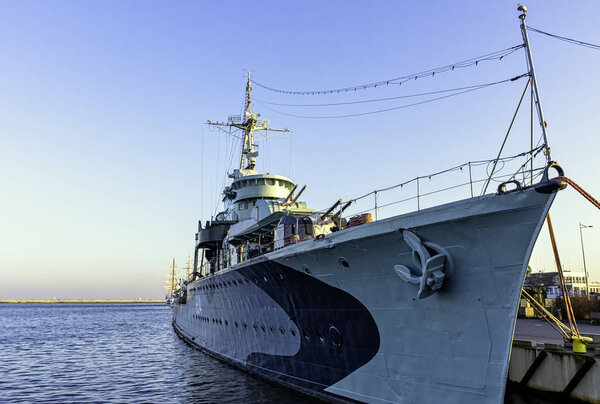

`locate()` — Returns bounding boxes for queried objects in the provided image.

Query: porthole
[261,325,266,332]
[225,320,228,326]
[234,321,239,327]
[303,330,310,341]
[243,322,248,329]
[263,276,268,283]
[278,273,284,280]
[238,279,244,284]
[338,257,350,268]
[290,329,296,337]
[233,280,237,286]
[302,265,311,274]
[279,327,285,335]
[227,281,232,286]
[253,277,259,284]
[253,323,258,331]
[270,326,275,334]
[317,332,325,343]
[329,325,342,347]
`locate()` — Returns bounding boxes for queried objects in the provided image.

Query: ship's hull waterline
[173,187,555,404]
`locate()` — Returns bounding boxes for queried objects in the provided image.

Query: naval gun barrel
[328,200,354,224]
[319,199,342,223]
[283,184,298,203]
[287,185,307,206]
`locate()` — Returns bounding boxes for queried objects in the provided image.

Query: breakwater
[0,299,163,304]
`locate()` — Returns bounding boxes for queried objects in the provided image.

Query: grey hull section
[174,188,555,403]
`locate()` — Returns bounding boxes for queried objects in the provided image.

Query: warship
[173,7,566,403]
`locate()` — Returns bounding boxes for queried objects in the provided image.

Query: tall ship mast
[164,258,179,305]
[172,7,567,403]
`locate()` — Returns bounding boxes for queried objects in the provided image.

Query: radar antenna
[206,72,290,171]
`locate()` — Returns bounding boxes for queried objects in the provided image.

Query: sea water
[0,303,552,403]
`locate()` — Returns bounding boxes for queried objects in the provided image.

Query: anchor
[394,230,449,299]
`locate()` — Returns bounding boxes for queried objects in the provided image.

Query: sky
[1,1,599,299]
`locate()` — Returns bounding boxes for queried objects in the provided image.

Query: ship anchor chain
[394,230,452,299]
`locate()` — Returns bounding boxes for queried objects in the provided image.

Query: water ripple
[0,303,556,403]
[0,304,315,404]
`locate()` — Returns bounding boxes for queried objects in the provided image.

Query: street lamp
[579,222,593,298]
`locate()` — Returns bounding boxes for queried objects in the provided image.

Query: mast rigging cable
[251,45,524,95]
[255,80,524,107]
[255,74,528,119]
[528,26,600,51]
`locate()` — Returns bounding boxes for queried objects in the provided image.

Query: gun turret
[286,185,307,206]
[318,199,342,224]
[327,200,354,225]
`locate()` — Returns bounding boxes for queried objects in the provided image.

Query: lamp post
[579,222,593,298]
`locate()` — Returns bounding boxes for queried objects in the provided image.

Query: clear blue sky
[1,1,599,299]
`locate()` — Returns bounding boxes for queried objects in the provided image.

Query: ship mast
[240,73,259,170]
[165,258,179,295]
[206,72,290,173]
[518,4,552,164]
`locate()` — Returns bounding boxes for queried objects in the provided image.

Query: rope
[521,289,571,340]
[536,175,600,343]
[554,176,600,210]
[546,213,580,337]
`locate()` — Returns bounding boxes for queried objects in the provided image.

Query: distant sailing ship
[172,7,567,403]
[164,259,179,306]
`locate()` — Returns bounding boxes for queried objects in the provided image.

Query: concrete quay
[510,319,600,403]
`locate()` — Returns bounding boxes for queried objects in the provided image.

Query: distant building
[563,271,588,296]
[524,270,591,298]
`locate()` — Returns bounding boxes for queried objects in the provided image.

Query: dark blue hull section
[175,257,380,402]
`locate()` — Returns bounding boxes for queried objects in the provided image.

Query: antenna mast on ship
[518,4,552,164]
[206,72,290,173]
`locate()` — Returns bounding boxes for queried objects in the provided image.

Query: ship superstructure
[193,75,349,276]
[173,8,566,403]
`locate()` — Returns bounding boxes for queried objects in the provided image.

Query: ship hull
[173,187,555,403]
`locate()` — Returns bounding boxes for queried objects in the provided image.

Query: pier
[510,319,600,403]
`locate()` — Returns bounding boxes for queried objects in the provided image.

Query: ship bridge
[225,173,295,203]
